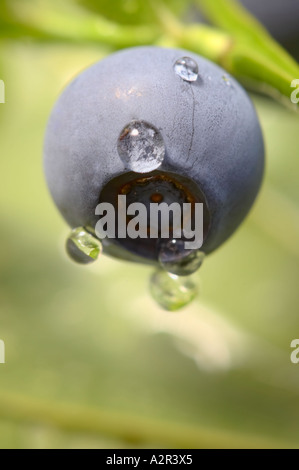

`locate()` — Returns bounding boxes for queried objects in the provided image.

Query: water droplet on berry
[174,57,198,82]
[149,269,198,311]
[66,227,102,264]
[159,239,205,276]
[222,75,231,86]
[117,120,165,173]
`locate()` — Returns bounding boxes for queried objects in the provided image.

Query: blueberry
[44,46,264,266]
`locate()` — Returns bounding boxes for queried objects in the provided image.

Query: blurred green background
[0,0,299,449]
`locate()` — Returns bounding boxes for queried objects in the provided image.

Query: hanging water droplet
[174,57,198,82]
[117,120,165,173]
[159,239,205,276]
[149,269,198,311]
[66,227,102,264]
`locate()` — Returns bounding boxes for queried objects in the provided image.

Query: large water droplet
[149,269,198,311]
[174,57,198,82]
[66,227,102,264]
[159,239,205,276]
[117,120,165,173]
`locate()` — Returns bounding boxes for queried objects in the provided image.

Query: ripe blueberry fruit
[44,46,264,309]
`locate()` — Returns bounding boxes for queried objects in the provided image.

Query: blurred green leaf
[0,0,56,42]
[0,0,160,47]
[77,0,191,26]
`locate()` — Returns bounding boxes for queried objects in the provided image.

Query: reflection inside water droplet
[159,239,205,276]
[174,57,199,82]
[66,227,102,264]
[150,268,199,311]
[117,120,165,173]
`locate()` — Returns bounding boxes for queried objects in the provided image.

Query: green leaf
[0,1,57,42]
[76,0,191,26]
[193,0,299,108]
[0,0,160,48]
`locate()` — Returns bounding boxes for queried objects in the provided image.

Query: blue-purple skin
[44,46,264,261]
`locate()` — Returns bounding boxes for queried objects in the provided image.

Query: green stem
[0,390,293,449]
[226,43,297,99]
[195,0,299,75]
[149,0,232,63]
